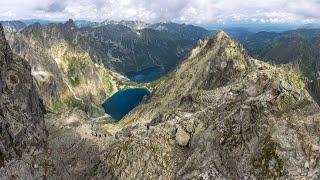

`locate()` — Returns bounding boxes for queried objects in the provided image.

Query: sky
[1,0,320,26]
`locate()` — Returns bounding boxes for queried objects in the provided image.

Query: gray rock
[175,127,190,146]
[0,24,59,179]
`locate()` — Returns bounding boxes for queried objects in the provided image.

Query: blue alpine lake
[125,66,164,83]
[102,88,150,121]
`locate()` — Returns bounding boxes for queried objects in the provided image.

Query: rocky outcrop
[239,29,320,105]
[175,127,190,146]
[0,24,59,179]
[308,72,320,105]
[101,31,320,179]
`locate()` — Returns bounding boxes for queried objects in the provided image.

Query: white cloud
[0,0,320,25]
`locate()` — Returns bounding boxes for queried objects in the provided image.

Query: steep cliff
[308,72,320,105]
[101,32,320,179]
[0,24,58,179]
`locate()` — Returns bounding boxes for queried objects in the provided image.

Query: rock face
[308,72,320,105]
[0,24,57,179]
[44,110,113,179]
[102,31,320,179]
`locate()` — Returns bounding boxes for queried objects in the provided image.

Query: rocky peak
[0,21,26,34]
[152,31,254,100]
[103,31,320,179]
[64,19,76,29]
[0,25,12,61]
[215,30,228,39]
[204,30,253,73]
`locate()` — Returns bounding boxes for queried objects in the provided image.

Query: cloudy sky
[1,0,320,25]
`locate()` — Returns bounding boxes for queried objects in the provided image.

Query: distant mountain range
[0,19,65,33]
[0,21,26,33]
[238,29,320,104]
[239,29,320,78]
[8,19,213,76]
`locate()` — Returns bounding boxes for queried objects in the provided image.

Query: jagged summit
[215,30,229,39]
[0,24,12,57]
[150,31,254,100]
[64,19,76,28]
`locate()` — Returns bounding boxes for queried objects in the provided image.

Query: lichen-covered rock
[0,24,59,179]
[102,31,320,179]
[175,127,190,146]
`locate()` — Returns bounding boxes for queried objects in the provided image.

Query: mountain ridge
[100,31,320,179]
[6,19,213,115]
[1,18,320,179]
[10,19,213,75]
